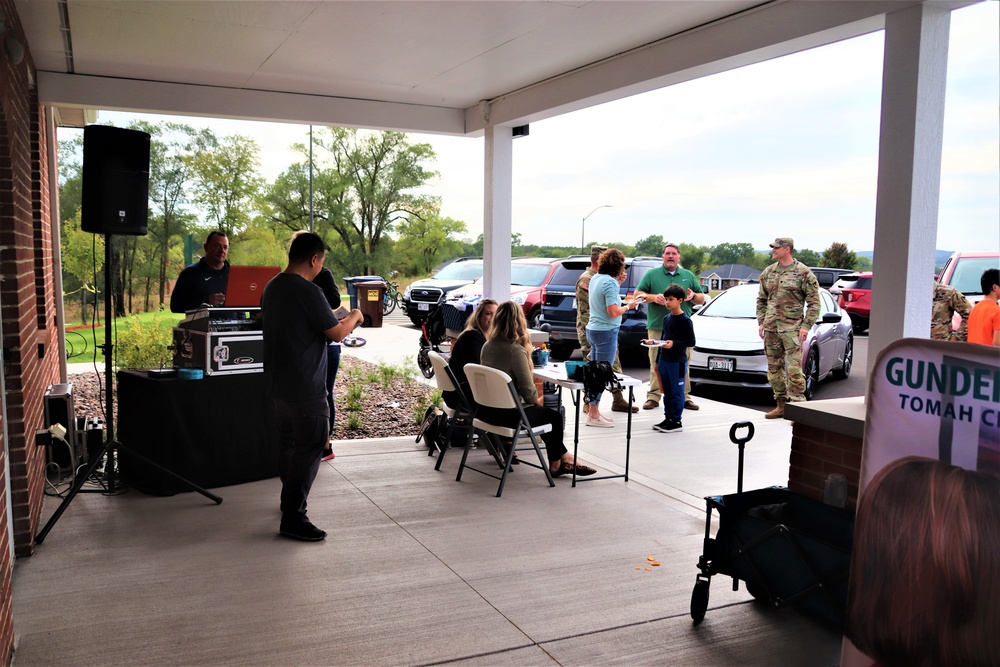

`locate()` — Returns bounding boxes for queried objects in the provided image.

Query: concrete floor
[19,316,844,665]
[13,400,843,666]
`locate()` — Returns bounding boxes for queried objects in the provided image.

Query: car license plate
[708,356,735,372]
[418,303,429,311]
[571,298,576,309]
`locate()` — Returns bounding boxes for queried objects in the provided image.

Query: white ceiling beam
[36,72,467,135]
[465,1,949,131]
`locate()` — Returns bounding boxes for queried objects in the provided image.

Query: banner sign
[862,337,999,490]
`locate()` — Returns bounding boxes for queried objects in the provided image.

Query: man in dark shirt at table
[261,232,362,542]
[169,231,230,312]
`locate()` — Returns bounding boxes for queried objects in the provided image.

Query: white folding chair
[458,363,555,497]
[426,351,498,471]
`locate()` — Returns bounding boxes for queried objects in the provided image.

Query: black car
[537,256,661,360]
[402,258,483,325]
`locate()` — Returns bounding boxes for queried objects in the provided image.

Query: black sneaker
[652,419,672,432]
[279,521,327,542]
[663,420,683,433]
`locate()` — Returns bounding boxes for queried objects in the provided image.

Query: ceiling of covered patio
[12,0,946,134]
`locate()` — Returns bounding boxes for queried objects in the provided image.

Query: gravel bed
[68,355,436,440]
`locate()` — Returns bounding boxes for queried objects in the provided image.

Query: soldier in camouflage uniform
[755,238,820,419]
[576,245,637,413]
[930,282,970,342]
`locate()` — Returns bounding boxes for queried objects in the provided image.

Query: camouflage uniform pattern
[930,282,970,341]
[756,260,820,402]
[575,267,623,373]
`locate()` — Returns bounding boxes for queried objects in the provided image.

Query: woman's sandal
[552,461,597,477]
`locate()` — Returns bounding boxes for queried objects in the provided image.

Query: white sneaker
[585,416,613,428]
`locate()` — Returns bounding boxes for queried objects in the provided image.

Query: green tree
[467,232,523,258]
[313,128,437,275]
[795,248,822,267]
[61,210,105,324]
[228,225,288,267]
[709,242,756,267]
[821,242,858,269]
[394,203,468,275]
[748,251,773,271]
[136,121,199,305]
[58,135,84,224]
[263,137,353,237]
[462,235,485,257]
[677,243,708,276]
[634,234,665,257]
[856,255,873,271]
[188,130,265,236]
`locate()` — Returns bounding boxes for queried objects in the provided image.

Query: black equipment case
[172,307,264,376]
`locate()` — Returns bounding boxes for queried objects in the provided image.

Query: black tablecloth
[117,370,279,496]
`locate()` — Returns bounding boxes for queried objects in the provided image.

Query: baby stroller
[417,304,447,379]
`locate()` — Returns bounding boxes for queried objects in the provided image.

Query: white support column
[483,125,513,303]
[47,107,69,383]
[867,3,950,379]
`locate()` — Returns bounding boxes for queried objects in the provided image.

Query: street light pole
[581,205,612,253]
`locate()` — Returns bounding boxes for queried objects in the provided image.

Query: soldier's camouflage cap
[769,237,794,249]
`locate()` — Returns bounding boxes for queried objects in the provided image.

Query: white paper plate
[641,341,663,348]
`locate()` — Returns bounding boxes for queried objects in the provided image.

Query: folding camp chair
[457,363,555,497]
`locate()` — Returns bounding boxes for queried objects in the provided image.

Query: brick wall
[1,0,62,663]
[788,422,863,510]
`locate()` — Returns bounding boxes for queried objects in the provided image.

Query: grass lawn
[64,311,185,366]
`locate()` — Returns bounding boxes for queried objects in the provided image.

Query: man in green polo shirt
[635,243,705,410]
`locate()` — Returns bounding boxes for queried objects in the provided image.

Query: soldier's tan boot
[765,398,786,419]
[611,390,638,413]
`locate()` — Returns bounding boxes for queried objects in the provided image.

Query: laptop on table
[223,266,281,308]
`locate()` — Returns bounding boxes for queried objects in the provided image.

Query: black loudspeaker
[81,125,151,236]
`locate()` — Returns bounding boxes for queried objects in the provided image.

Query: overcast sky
[98,2,999,254]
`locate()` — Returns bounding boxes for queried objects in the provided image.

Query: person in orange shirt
[967,268,1000,346]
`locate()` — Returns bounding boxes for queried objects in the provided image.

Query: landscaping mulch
[68,355,436,440]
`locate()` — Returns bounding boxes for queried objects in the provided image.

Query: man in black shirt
[169,231,230,312]
[261,232,362,542]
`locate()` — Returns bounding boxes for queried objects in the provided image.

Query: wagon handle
[729,421,755,495]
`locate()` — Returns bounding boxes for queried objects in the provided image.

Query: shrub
[115,311,176,369]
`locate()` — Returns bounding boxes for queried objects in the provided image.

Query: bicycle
[382,280,404,316]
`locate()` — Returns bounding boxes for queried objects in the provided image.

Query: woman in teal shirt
[585,249,639,427]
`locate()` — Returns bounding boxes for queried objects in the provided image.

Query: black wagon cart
[690,422,855,629]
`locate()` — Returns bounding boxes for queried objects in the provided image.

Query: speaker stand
[36,233,222,545]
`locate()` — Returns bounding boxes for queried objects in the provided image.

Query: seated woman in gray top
[478,301,595,478]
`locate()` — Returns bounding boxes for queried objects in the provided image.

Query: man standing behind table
[930,281,971,341]
[261,232,363,542]
[169,230,230,312]
[755,237,820,419]
[576,245,638,413]
[635,243,705,411]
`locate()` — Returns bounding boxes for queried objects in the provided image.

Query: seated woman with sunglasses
[479,301,596,478]
[443,298,498,411]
